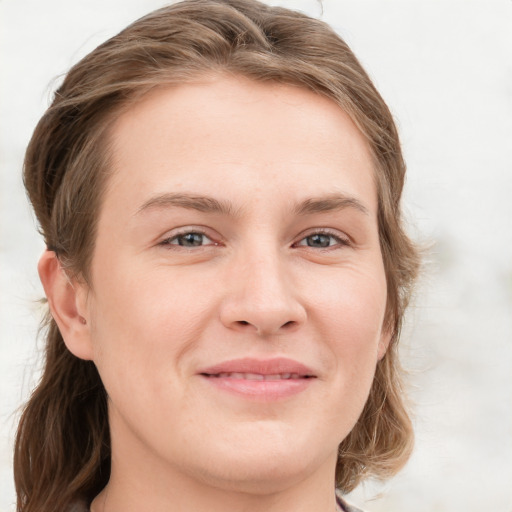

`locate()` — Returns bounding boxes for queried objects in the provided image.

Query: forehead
[105,75,377,215]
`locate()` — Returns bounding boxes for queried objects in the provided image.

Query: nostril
[282,321,296,329]
[237,321,250,326]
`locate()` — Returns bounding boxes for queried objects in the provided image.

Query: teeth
[213,372,302,380]
[245,373,264,380]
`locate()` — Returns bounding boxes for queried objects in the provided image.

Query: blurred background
[1,0,511,510]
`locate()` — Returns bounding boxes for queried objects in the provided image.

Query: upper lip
[198,357,316,377]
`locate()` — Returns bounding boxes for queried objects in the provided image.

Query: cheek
[87,264,213,390]
[310,263,387,337]
[307,264,387,382]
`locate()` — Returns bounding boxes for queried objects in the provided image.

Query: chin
[195,458,314,495]
[186,435,332,495]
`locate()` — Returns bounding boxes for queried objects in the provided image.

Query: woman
[14,0,420,511]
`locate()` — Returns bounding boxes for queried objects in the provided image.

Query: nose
[219,251,307,337]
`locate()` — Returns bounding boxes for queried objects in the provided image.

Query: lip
[199,357,315,377]
[198,357,316,401]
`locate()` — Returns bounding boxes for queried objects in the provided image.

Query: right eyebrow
[134,192,242,218]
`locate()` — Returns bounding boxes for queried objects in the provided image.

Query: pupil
[307,234,330,247]
[179,233,203,246]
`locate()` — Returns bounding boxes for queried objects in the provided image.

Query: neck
[92,479,340,512]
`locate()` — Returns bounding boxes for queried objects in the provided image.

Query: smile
[198,358,316,401]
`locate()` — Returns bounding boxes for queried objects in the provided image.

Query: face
[78,75,389,493]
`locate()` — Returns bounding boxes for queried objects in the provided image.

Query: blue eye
[163,231,214,247]
[296,232,348,248]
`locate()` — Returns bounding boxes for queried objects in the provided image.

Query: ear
[38,250,94,360]
[377,327,392,361]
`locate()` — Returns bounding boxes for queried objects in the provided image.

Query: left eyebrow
[293,194,370,217]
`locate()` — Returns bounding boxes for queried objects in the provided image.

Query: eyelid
[293,228,352,248]
[158,226,220,248]
[155,226,351,250]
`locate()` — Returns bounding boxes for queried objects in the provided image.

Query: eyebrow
[135,192,369,218]
[293,194,370,217]
[135,193,242,218]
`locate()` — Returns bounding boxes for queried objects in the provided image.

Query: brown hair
[16,0,420,510]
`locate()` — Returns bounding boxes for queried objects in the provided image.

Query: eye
[161,231,215,248]
[295,231,349,249]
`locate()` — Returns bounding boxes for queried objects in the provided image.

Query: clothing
[336,491,365,512]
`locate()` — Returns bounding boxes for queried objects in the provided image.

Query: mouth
[198,358,316,400]
[202,372,314,380]
[198,357,316,378]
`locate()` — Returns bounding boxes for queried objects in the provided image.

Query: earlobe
[38,250,94,361]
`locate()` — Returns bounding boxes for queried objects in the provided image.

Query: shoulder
[336,490,367,512]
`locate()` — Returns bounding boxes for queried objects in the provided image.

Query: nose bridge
[220,240,306,335]
[247,249,292,306]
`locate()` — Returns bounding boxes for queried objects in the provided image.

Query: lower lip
[200,375,314,401]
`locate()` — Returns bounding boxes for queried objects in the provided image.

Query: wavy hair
[15,1,420,510]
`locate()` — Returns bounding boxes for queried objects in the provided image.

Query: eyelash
[158,229,351,250]
[294,230,351,250]
[159,229,216,248]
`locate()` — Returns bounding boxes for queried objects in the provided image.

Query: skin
[39,75,390,512]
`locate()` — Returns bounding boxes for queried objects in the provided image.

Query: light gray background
[1,1,511,510]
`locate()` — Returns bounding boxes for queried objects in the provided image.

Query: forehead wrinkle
[293,194,370,217]
[134,192,244,218]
